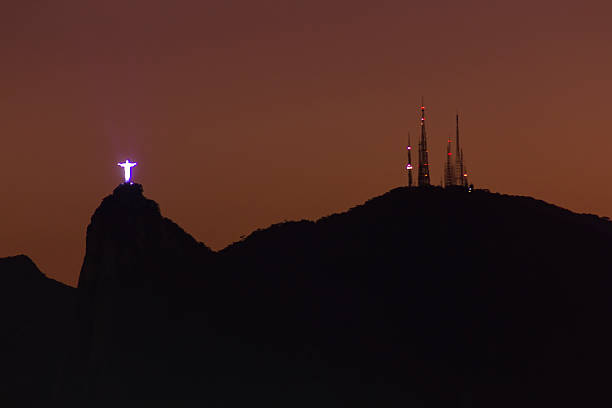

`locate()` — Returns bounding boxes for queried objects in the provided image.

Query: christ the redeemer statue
[118,160,137,183]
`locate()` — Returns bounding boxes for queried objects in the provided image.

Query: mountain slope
[0,255,76,406]
[215,186,612,407]
[4,185,612,407]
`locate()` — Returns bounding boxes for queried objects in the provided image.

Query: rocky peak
[0,254,45,284]
[77,183,212,291]
[72,183,215,402]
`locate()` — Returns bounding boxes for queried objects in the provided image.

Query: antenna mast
[418,99,431,186]
[444,137,455,187]
[455,114,468,187]
[406,132,413,187]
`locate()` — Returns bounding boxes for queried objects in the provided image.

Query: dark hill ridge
[214,187,612,407]
[2,185,612,407]
[227,186,612,253]
[0,255,75,405]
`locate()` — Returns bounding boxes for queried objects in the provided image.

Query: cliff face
[78,182,212,291]
[74,183,215,404]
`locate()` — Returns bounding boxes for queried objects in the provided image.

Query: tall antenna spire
[462,150,469,187]
[444,137,455,187]
[455,114,468,187]
[418,98,431,186]
[406,131,413,187]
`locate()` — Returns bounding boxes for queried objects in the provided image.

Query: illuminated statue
[118,160,137,183]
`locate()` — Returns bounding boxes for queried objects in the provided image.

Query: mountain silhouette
[2,184,612,407]
[0,255,75,405]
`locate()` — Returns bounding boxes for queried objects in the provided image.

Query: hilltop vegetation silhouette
[2,183,612,407]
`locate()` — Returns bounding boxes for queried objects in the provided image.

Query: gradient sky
[2,0,611,286]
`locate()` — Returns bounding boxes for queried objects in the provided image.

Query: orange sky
[2,1,611,286]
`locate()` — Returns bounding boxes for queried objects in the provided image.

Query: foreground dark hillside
[0,255,76,404]
[215,186,612,407]
[2,185,612,407]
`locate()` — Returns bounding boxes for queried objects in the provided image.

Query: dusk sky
[2,0,611,286]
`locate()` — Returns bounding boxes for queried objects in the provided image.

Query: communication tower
[418,101,431,186]
[444,137,455,187]
[406,132,413,187]
[455,114,469,187]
